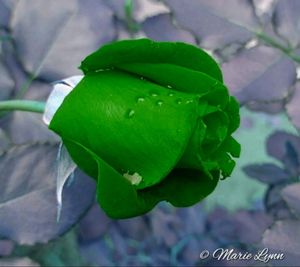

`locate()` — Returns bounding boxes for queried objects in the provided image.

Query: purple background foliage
[0,0,300,266]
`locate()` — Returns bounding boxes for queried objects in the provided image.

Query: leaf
[222,45,296,104]
[208,208,272,245]
[134,0,170,22]
[116,215,150,242]
[0,0,17,28]
[281,183,300,218]
[247,101,285,114]
[273,0,300,47]
[0,240,14,257]
[265,184,294,220]
[78,203,111,243]
[106,0,169,23]
[286,82,300,132]
[11,0,115,81]
[0,61,14,101]
[263,220,300,257]
[0,143,95,245]
[0,82,59,144]
[0,129,10,153]
[266,131,300,176]
[243,163,290,184]
[163,0,260,49]
[142,14,196,43]
[233,210,273,244]
[151,208,180,246]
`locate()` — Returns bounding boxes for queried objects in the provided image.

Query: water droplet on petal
[127,109,135,118]
[156,100,163,106]
[137,97,145,103]
[176,99,182,104]
[151,93,158,97]
[95,69,104,72]
[186,99,194,104]
[140,77,145,80]
[167,85,172,89]
[168,93,174,97]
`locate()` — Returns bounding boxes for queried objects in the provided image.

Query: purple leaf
[0,81,59,144]
[176,204,206,236]
[263,220,300,257]
[233,210,273,244]
[0,240,14,257]
[207,208,239,244]
[286,82,300,132]
[115,216,151,242]
[266,131,300,176]
[243,163,290,184]
[163,0,259,49]
[106,0,169,23]
[78,203,112,243]
[252,0,276,24]
[134,0,169,22]
[246,100,285,114]
[273,0,300,47]
[0,129,10,152]
[265,185,294,220]
[142,14,196,43]
[281,183,300,218]
[222,45,296,104]
[0,143,96,245]
[150,207,181,247]
[0,0,17,28]
[0,61,14,100]
[208,208,273,245]
[11,0,115,81]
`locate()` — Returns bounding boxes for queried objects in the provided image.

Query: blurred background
[0,0,300,266]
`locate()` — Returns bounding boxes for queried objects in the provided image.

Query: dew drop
[127,109,135,118]
[186,99,194,104]
[176,99,182,104]
[168,93,174,97]
[137,97,145,103]
[140,76,145,80]
[150,93,158,97]
[167,85,172,89]
[95,69,105,72]
[156,100,163,106]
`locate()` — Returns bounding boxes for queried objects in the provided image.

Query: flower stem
[0,100,46,114]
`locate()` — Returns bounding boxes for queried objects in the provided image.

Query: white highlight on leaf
[123,172,142,185]
[43,75,83,125]
[56,142,77,222]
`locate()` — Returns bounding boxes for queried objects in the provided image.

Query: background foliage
[0,0,300,266]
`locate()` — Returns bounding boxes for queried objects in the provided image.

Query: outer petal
[60,138,218,219]
[79,39,223,82]
[49,70,200,190]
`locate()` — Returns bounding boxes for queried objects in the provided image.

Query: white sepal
[43,75,83,126]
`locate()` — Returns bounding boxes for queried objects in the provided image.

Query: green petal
[118,63,219,95]
[80,39,223,82]
[151,168,220,207]
[225,96,240,134]
[50,70,200,190]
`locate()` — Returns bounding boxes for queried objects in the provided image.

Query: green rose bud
[48,39,240,219]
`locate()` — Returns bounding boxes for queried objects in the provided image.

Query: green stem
[256,32,300,63]
[0,100,46,114]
